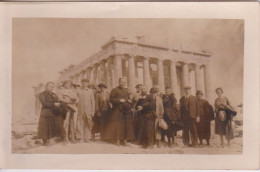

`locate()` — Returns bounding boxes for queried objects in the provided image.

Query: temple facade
[33,37,212,116]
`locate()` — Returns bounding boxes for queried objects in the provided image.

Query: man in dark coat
[196,90,214,146]
[132,84,143,141]
[136,87,158,149]
[162,87,182,147]
[94,83,111,141]
[135,86,148,145]
[180,86,199,146]
[105,77,129,145]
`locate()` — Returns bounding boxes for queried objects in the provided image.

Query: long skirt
[197,120,211,141]
[103,109,125,141]
[142,112,155,147]
[124,113,135,141]
[165,122,182,141]
[37,115,57,140]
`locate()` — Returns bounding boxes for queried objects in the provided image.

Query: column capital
[170,59,177,63]
[157,58,164,62]
[93,63,99,68]
[80,69,86,74]
[74,73,80,77]
[100,60,106,65]
[143,56,150,60]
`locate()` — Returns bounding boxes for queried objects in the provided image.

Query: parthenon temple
[33,36,212,115]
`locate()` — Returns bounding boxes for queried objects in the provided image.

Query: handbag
[158,118,168,130]
[218,110,226,122]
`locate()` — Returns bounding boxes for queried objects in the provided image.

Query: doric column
[75,73,81,85]
[72,74,79,84]
[204,65,211,100]
[91,64,98,84]
[157,58,165,92]
[86,67,92,81]
[170,60,179,99]
[105,61,111,89]
[79,70,86,84]
[143,57,151,90]
[128,55,136,91]
[107,57,115,88]
[182,63,190,88]
[114,55,123,86]
[194,64,203,91]
[99,61,106,84]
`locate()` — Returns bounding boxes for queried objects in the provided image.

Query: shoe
[156,140,161,148]
[71,139,77,144]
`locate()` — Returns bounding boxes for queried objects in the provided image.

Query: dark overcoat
[162,94,183,138]
[104,86,128,140]
[197,98,214,140]
[38,91,60,140]
[180,95,198,124]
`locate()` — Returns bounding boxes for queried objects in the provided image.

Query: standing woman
[214,87,236,148]
[37,82,61,145]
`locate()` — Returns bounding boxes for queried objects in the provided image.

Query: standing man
[180,86,199,147]
[57,80,78,144]
[196,90,214,146]
[76,79,95,143]
[135,86,148,145]
[132,84,143,141]
[95,83,111,141]
[162,87,180,147]
[105,77,128,146]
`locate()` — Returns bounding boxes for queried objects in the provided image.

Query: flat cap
[196,90,204,95]
[63,80,73,86]
[150,87,158,93]
[98,83,107,89]
[135,84,143,88]
[81,78,89,83]
[183,86,191,89]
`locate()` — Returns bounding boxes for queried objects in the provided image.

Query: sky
[12,18,244,120]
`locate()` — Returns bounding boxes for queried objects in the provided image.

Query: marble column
[170,60,179,99]
[79,70,86,84]
[76,73,81,85]
[72,74,79,84]
[105,61,111,89]
[107,57,115,88]
[99,61,106,84]
[114,55,123,86]
[92,64,98,84]
[204,65,211,100]
[86,67,92,81]
[182,63,190,88]
[128,55,136,91]
[194,64,203,91]
[143,57,151,90]
[157,58,165,92]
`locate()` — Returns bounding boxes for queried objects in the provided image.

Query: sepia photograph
[12,18,244,154]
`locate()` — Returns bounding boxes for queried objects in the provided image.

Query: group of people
[37,77,237,149]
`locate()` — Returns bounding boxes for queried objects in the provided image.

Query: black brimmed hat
[81,78,89,83]
[150,87,158,93]
[98,83,107,89]
[196,90,204,95]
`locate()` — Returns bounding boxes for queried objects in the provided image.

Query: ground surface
[12,118,243,154]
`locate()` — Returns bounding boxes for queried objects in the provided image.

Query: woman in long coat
[162,87,182,147]
[37,82,62,145]
[138,87,164,148]
[196,90,214,146]
[214,87,236,147]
